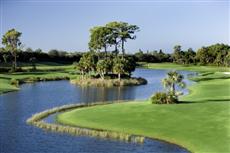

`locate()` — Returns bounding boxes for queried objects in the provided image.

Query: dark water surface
[0,69,193,153]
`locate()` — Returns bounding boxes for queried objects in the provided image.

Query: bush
[151,92,177,104]
[0,67,10,72]
[10,78,19,87]
[167,93,178,104]
[151,92,167,104]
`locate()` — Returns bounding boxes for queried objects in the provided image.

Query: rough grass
[70,77,147,87]
[57,72,230,153]
[27,102,145,143]
[0,78,19,94]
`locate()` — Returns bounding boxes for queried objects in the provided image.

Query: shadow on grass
[8,72,49,75]
[0,76,14,80]
[190,76,230,82]
[179,99,230,104]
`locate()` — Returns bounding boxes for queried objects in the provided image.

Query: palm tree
[118,23,139,56]
[162,71,186,97]
[106,21,139,56]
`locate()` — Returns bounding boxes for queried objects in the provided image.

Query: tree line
[0,25,229,72]
[135,43,230,66]
[0,48,82,65]
[172,44,230,66]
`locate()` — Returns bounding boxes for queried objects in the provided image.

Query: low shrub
[10,78,19,87]
[151,92,177,104]
[167,93,178,104]
[151,92,167,104]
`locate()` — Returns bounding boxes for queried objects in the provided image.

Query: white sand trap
[223,72,230,75]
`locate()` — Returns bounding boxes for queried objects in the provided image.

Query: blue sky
[0,0,229,53]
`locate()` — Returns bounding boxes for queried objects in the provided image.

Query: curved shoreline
[2,67,227,153]
[0,76,70,95]
[24,68,195,152]
[26,101,191,153]
[1,75,147,95]
[26,101,145,143]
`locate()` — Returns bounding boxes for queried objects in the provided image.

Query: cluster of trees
[78,52,136,80]
[196,44,230,66]
[151,71,186,104]
[172,45,196,64]
[76,21,140,80]
[89,21,139,55]
[172,44,230,66]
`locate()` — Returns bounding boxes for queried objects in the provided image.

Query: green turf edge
[56,102,196,152]
[139,62,230,72]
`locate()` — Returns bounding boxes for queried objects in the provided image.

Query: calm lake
[0,69,194,153]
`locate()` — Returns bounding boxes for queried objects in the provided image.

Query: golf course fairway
[57,71,230,153]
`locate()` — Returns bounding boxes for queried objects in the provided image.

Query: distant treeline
[134,49,172,63]
[0,48,82,64]
[0,43,229,66]
[134,43,230,66]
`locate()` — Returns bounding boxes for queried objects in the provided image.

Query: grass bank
[57,72,230,153]
[26,102,145,143]
[140,62,230,72]
[0,63,78,94]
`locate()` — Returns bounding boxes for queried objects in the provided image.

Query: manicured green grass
[0,62,75,72]
[181,76,230,102]
[57,72,230,153]
[189,72,230,82]
[140,62,230,72]
[0,63,78,94]
[0,78,19,93]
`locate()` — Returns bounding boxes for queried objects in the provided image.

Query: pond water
[0,69,194,153]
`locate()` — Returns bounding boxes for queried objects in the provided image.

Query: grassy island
[70,77,147,87]
[57,70,230,153]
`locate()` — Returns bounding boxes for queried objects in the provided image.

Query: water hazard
[0,69,193,153]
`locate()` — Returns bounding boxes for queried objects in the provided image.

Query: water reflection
[77,86,137,103]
